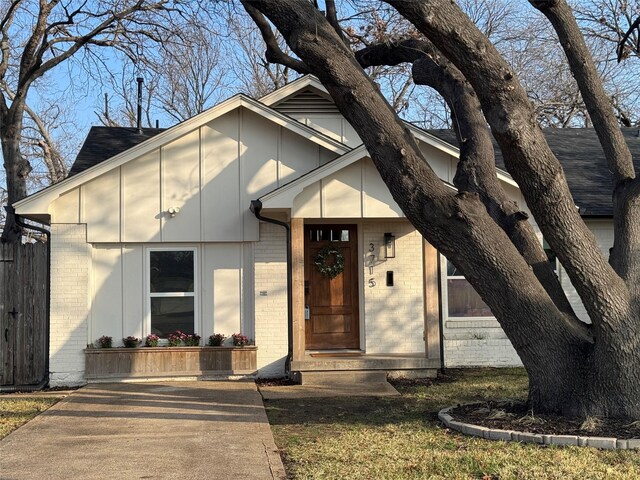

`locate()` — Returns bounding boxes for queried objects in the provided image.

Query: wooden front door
[304,224,359,350]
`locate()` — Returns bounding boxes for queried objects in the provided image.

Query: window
[149,250,195,337]
[308,227,349,242]
[446,260,493,318]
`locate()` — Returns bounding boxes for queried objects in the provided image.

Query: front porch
[288,217,443,382]
[291,353,441,384]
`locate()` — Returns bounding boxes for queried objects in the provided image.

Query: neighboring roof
[427,128,640,217]
[69,127,165,177]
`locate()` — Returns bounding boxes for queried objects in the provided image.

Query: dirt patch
[451,400,640,439]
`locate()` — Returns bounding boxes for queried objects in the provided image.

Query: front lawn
[0,396,62,439]
[264,369,640,479]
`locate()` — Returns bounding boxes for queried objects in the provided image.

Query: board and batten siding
[48,108,338,243]
[89,243,254,346]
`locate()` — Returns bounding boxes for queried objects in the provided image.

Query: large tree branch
[531,0,635,186]
[245,0,593,366]
[412,54,579,323]
[0,0,21,80]
[344,35,580,322]
[325,0,347,45]
[385,0,632,343]
[530,1,640,283]
[241,0,310,74]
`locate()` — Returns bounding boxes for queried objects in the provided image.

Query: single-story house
[14,75,636,386]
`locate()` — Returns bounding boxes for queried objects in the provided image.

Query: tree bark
[1,105,30,243]
[245,0,640,417]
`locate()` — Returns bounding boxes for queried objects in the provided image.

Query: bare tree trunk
[245,0,640,417]
[1,110,30,243]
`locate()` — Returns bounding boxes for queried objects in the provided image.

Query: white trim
[15,95,350,217]
[260,75,330,106]
[260,144,505,210]
[145,247,199,337]
[261,75,518,187]
[260,145,369,208]
[440,254,495,322]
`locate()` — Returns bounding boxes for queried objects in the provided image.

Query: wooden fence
[0,242,48,386]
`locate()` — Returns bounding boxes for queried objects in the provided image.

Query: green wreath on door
[314,245,345,279]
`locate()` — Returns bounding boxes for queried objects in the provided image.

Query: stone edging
[438,405,640,450]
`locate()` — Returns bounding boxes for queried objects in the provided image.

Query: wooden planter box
[84,346,257,381]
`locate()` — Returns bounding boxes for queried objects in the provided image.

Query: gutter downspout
[0,206,50,392]
[250,200,294,377]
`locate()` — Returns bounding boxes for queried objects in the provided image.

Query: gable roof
[69,127,165,177]
[15,94,351,216]
[427,128,640,217]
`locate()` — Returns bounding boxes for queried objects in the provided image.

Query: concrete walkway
[0,381,286,480]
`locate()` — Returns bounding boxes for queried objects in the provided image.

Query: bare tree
[153,26,229,123]
[226,10,299,98]
[0,0,189,242]
[243,0,640,418]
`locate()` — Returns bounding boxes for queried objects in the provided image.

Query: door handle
[4,328,8,342]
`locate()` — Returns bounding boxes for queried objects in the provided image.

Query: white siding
[82,167,120,243]
[292,158,405,218]
[87,242,252,350]
[122,150,161,242]
[90,246,123,344]
[49,107,336,244]
[50,188,79,223]
[162,130,201,242]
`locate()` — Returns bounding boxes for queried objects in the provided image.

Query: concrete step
[298,370,388,385]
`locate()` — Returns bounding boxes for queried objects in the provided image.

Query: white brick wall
[49,224,91,387]
[444,318,522,367]
[363,221,425,354]
[253,222,288,377]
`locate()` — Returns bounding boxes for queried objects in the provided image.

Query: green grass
[264,369,640,480]
[0,396,62,439]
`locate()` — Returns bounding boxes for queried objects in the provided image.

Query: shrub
[123,336,141,348]
[97,336,113,348]
[208,333,226,346]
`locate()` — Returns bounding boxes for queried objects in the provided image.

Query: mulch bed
[255,377,298,387]
[451,400,640,439]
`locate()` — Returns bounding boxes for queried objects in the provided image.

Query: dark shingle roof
[427,128,640,217]
[68,127,165,177]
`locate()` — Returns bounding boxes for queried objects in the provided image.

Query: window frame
[145,246,198,338]
[441,255,494,320]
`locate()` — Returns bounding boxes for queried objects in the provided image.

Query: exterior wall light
[168,206,181,217]
[384,232,396,259]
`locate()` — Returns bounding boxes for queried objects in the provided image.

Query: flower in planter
[123,336,141,348]
[97,335,113,348]
[231,333,250,347]
[183,333,201,346]
[145,334,160,347]
[167,331,184,347]
[208,333,226,346]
